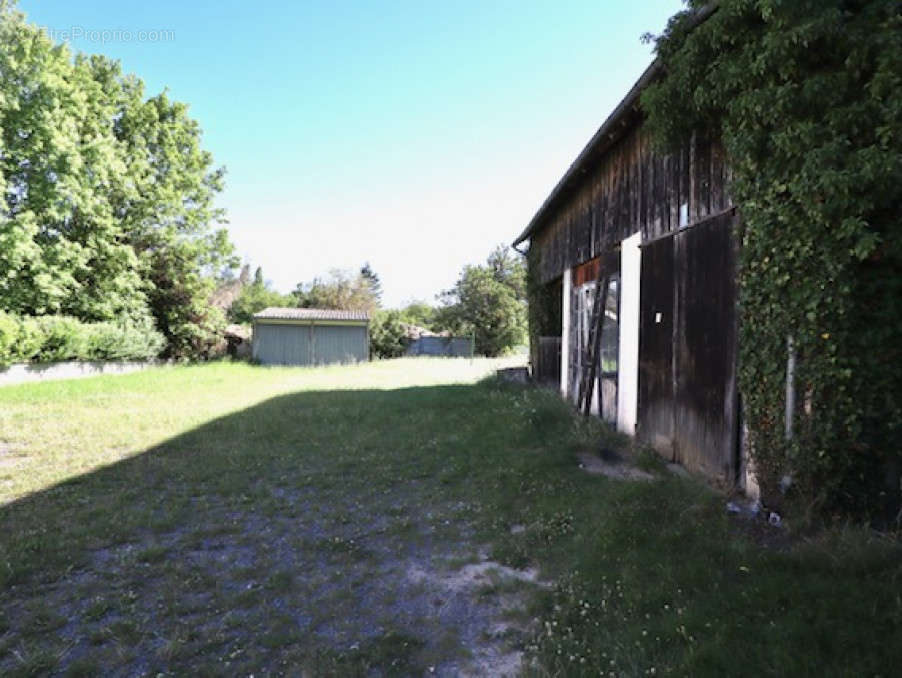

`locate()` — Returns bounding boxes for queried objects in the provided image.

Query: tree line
[1,5,234,359]
[0,4,526,362]
[227,245,527,358]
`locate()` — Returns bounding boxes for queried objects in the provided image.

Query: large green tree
[436,245,526,356]
[0,4,237,359]
[87,56,236,358]
[0,9,148,322]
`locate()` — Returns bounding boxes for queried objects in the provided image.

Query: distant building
[401,324,473,358]
[252,308,370,366]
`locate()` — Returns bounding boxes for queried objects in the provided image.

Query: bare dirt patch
[0,488,540,677]
[576,451,656,481]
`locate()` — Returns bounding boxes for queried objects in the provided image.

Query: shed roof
[253,307,370,322]
[512,4,717,248]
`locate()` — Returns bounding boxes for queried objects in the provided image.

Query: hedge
[0,313,166,367]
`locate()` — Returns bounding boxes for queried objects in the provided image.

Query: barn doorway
[569,252,620,425]
[638,211,740,483]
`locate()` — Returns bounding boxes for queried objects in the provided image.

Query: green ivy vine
[643,0,902,520]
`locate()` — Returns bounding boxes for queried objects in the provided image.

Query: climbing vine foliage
[643,0,902,519]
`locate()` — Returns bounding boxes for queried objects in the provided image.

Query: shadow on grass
[1,383,515,576]
[0,379,581,675]
[2,377,901,677]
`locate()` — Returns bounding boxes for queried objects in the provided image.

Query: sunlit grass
[0,356,521,503]
[0,357,898,676]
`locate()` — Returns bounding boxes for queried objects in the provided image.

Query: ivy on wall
[643,0,902,519]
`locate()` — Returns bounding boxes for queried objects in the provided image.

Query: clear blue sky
[20,0,684,307]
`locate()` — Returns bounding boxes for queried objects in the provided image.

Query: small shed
[252,308,370,367]
[401,323,474,358]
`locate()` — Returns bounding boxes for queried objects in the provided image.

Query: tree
[228,266,294,325]
[399,300,436,329]
[0,10,149,323]
[369,309,407,359]
[294,269,379,313]
[487,244,526,300]
[92,60,237,358]
[0,6,238,359]
[436,245,527,356]
[360,262,382,305]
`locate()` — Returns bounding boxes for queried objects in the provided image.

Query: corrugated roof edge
[252,307,370,322]
[512,4,718,248]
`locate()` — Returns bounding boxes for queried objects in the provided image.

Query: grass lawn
[0,358,899,676]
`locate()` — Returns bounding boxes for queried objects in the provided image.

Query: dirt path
[1,484,543,676]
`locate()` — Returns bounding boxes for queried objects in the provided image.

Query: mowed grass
[0,358,523,504]
[0,358,900,676]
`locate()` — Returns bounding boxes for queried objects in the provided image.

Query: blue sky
[21,0,684,307]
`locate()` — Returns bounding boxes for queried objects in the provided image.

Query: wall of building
[530,118,731,285]
[529,114,741,486]
[406,336,473,358]
[253,322,368,366]
[0,361,160,387]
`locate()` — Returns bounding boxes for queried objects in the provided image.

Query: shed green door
[253,323,312,365]
[253,322,368,366]
[312,325,368,365]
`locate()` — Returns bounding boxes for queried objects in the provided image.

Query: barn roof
[512,60,660,248]
[253,307,370,322]
[512,4,717,248]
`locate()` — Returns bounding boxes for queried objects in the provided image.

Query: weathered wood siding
[531,115,731,284]
[637,211,739,483]
[535,336,562,386]
[672,212,739,481]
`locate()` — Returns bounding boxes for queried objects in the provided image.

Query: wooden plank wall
[531,116,731,284]
[535,336,562,386]
[637,212,740,483]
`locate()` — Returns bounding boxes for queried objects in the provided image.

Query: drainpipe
[561,269,572,399]
[785,336,796,441]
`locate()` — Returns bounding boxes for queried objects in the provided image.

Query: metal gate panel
[253,323,312,366]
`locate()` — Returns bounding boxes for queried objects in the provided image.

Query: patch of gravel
[0,487,544,676]
[577,451,656,481]
[405,557,548,676]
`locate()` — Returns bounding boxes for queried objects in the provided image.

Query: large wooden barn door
[673,212,739,480]
[638,236,675,454]
[638,212,739,483]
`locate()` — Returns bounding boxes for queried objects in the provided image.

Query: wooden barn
[516,60,747,489]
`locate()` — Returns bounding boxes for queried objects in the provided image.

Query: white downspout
[560,268,572,399]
